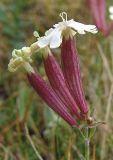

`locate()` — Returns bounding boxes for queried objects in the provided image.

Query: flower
[8,47,78,127]
[37,28,62,49]
[54,12,98,34]
[37,12,98,49]
[87,0,107,32]
[109,6,113,20]
[87,0,113,36]
[8,47,34,73]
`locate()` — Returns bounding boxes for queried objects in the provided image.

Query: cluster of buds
[8,12,98,127]
[87,0,113,36]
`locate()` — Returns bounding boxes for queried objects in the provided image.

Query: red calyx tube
[87,0,102,30]
[61,37,88,115]
[27,71,78,127]
[43,53,81,119]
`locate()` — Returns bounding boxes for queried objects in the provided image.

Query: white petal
[53,23,59,28]
[67,21,86,34]
[82,24,98,34]
[109,6,113,14]
[45,28,54,36]
[50,29,62,48]
[37,28,62,49]
[37,36,50,48]
[68,20,98,34]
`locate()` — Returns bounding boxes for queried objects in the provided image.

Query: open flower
[87,0,107,33]
[109,6,113,20]
[37,28,62,49]
[37,12,97,49]
[87,0,113,36]
[36,12,98,117]
[54,12,97,34]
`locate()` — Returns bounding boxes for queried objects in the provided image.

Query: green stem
[85,128,90,160]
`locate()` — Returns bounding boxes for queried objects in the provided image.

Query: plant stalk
[85,128,90,160]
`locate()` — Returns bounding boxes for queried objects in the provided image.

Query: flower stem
[85,127,90,160]
[25,124,43,160]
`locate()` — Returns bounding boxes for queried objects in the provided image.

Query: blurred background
[0,0,113,159]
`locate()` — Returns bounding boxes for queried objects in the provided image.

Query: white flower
[54,20,97,35]
[37,12,98,49]
[37,28,62,48]
[109,6,113,20]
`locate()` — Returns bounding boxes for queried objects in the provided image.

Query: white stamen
[59,12,68,22]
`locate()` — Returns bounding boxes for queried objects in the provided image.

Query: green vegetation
[0,0,113,159]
